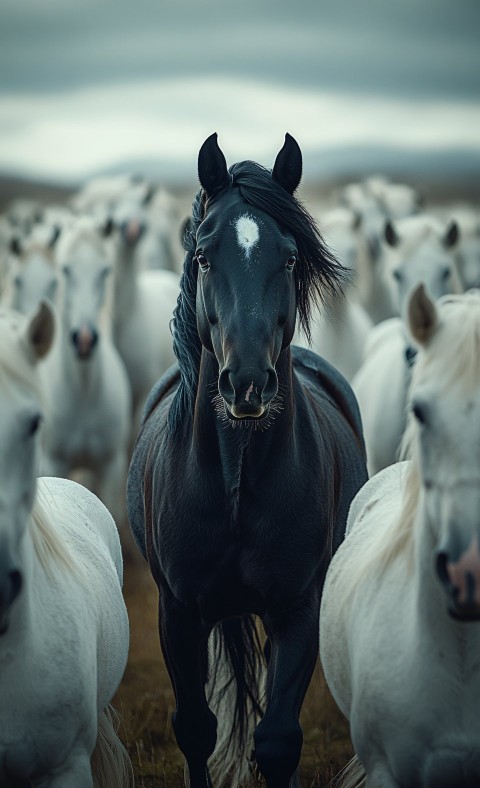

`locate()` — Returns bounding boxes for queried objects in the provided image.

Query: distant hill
[1,144,480,211]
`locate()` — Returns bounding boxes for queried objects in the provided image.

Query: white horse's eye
[62,266,71,277]
[442,267,451,281]
[392,269,402,282]
[13,275,22,289]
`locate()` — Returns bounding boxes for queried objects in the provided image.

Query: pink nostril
[78,327,93,356]
[446,537,480,606]
[126,219,142,242]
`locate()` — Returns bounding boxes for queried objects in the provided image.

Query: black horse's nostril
[262,367,278,405]
[218,368,235,405]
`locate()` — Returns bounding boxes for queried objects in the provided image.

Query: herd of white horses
[0,170,479,786]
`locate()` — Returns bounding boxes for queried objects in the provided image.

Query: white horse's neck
[113,240,140,321]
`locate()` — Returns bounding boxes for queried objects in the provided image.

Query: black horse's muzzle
[218,366,278,420]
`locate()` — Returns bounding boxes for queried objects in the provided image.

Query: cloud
[1,76,479,181]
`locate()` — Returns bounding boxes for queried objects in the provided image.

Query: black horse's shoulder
[142,363,181,425]
[291,345,365,454]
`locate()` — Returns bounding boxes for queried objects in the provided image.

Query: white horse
[295,206,372,381]
[320,285,480,788]
[382,214,462,319]
[3,229,60,315]
[341,177,421,324]
[0,301,131,787]
[450,205,480,291]
[352,215,463,475]
[40,217,131,528]
[111,213,179,439]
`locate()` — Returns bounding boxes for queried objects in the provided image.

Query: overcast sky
[1,0,479,183]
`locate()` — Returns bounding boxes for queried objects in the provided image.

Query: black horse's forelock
[169,160,347,429]
[228,160,347,340]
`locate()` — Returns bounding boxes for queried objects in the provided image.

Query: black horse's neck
[192,346,294,505]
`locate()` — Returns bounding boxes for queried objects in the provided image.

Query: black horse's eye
[286,254,297,271]
[28,413,42,436]
[412,403,426,425]
[196,252,210,271]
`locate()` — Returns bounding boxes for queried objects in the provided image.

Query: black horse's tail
[207,615,266,787]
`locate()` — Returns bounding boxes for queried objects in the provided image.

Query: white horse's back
[352,318,410,475]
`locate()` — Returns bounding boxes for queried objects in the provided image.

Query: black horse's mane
[169,160,346,429]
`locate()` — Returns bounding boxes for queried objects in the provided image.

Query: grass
[114,555,353,787]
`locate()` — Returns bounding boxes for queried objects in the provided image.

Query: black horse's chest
[153,442,330,616]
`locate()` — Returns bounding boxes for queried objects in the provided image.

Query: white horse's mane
[343,291,480,596]
[0,310,77,576]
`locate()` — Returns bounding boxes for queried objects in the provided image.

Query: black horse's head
[171,133,345,427]
[196,133,304,419]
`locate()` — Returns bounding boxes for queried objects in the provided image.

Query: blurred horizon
[1,0,479,187]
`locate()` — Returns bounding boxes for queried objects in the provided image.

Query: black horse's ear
[198,133,229,196]
[272,133,302,194]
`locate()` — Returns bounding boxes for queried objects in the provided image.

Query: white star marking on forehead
[235,214,259,260]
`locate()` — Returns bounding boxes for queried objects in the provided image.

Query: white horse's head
[0,302,55,633]
[111,179,154,250]
[451,207,480,291]
[8,229,60,315]
[384,214,463,319]
[408,284,480,620]
[55,216,114,360]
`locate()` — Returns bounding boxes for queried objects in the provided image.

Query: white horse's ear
[49,225,61,248]
[10,236,22,256]
[102,217,115,237]
[408,283,437,345]
[24,300,55,361]
[443,219,459,249]
[384,220,399,247]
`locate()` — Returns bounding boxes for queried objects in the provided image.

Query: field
[114,550,352,788]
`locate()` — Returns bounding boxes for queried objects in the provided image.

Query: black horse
[127,133,368,787]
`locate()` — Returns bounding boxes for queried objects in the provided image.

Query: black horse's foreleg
[158,585,216,788]
[254,588,321,788]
